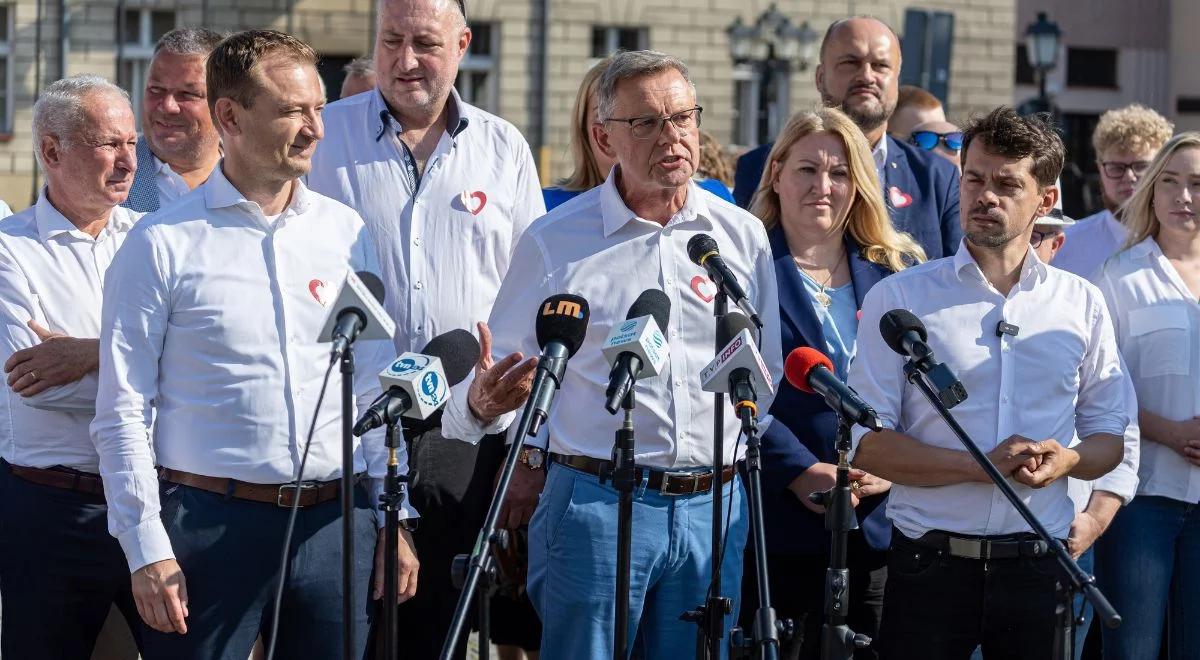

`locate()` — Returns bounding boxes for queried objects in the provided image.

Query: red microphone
[784,346,835,395]
[783,347,881,431]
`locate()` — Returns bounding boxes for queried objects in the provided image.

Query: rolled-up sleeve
[90,225,173,573]
[1074,291,1132,440]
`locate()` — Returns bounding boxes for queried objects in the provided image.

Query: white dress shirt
[848,242,1131,539]
[872,137,888,185]
[441,174,783,469]
[154,154,193,205]
[91,165,402,573]
[1096,237,1200,503]
[0,191,139,472]
[0,200,12,219]
[1056,209,1127,278]
[308,88,546,355]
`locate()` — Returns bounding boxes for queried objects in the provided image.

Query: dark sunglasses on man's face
[910,130,964,152]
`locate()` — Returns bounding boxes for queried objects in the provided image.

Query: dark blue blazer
[732,136,963,259]
[759,225,892,555]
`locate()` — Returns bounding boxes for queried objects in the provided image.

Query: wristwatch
[518,445,546,471]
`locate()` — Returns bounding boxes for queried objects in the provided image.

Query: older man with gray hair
[340,56,376,98]
[123,27,223,213]
[443,49,782,658]
[0,74,141,658]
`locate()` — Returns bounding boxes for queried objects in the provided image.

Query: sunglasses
[910,131,964,152]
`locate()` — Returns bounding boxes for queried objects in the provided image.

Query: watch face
[525,448,544,469]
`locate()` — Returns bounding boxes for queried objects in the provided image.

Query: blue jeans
[528,463,749,659]
[1095,495,1200,660]
[141,480,378,660]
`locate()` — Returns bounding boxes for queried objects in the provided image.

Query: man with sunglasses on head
[910,120,962,170]
[733,18,962,259]
[1054,104,1173,279]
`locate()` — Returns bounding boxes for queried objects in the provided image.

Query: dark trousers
[739,531,886,660]
[878,530,1061,660]
[141,480,377,660]
[0,459,142,659]
[393,427,524,659]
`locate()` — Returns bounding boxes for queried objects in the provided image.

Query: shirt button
[665,278,673,286]
[674,379,682,387]
[1001,395,1009,403]
[414,281,423,290]
[414,237,422,246]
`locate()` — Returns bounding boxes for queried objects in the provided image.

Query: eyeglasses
[603,107,703,140]
[1099,160,1151,179]
[1029,229,1061,248]
[910,130,963,152]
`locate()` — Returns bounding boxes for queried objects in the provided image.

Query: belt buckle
[278,482,318,508]
[660,470,709,496]
[948,536,984,560]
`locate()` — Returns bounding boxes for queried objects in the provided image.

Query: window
[117,9,177,119]
[1178,97,1200,114]
[1066,47,1118,89]
[591,26,648,58]
[0,6,13,133]
[1015,44,1036,85]
[456,22,499,113]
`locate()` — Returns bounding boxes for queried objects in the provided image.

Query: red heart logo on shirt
[888,186,913,209]
[690,275,716,303]
[308,279,329,306]
[460,190,487,215]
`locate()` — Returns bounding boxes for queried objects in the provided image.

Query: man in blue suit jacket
[734,17,961,260]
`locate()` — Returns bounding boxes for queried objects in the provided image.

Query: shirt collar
[372,86,471,142]
[34,188,134,244]
[598,166,714,238]
[1128,236,1158,260]
[952,238,1047,286]
[203,160,312,218]
[872,136,888,171]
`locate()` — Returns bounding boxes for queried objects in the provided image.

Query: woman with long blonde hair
[743,107,923,659]
[1093,131,1200,660]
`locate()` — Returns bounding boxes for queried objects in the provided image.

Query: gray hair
[33,75,131,167]
[596,50,696,121]
[154,27,224,56]
[344,56,374,77]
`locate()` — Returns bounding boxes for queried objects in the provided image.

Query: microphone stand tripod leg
[381,422,404,660]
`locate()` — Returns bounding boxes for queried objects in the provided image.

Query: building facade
[0,0,1016,208]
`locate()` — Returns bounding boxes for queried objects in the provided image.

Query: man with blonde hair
[1055,104,1173,277]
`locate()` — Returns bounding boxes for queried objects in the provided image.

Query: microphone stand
[441,361,558,659]
[902,360,1121,657]
[378,421,408,660]
[450,530,506,660]
[684,289,731,660]
[810,416,870,660]
[727,406,782,660]
[340,347,356,660]
[601,388,642,660]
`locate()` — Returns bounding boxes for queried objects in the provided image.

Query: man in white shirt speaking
[442,49,783,658]
[0,74,140,659]
[121,27,224,214]
[92,30,415,659]
[848,107,1130,660]
[308,0,545,654]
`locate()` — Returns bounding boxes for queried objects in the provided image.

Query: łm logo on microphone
[542,300,585,318]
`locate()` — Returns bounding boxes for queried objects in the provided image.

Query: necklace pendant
[815,289,832,307]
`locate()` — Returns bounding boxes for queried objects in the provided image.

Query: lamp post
[1024,11,1062,107]
[727,4,818,144]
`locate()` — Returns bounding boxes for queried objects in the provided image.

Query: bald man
[734,16,961,259]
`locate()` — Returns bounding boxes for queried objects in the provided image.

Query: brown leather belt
[157,467,350,508]
[550,453,736,496]
[8,462,105,496]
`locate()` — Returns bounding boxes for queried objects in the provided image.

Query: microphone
[318,270,396,361]
[700,311,775,416]
[878,309,968,409]
[525,293,590,437]
[784,347,881,432]
[601,290,671,414]
[687,234,763,328]
[352,329,481,436]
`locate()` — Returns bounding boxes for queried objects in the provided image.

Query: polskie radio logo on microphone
[542,298,585,319]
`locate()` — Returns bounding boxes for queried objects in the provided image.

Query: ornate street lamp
[727,5,819,144]
[1024,11,1062,104]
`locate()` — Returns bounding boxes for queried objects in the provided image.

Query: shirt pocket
[1127,305,1191,378]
